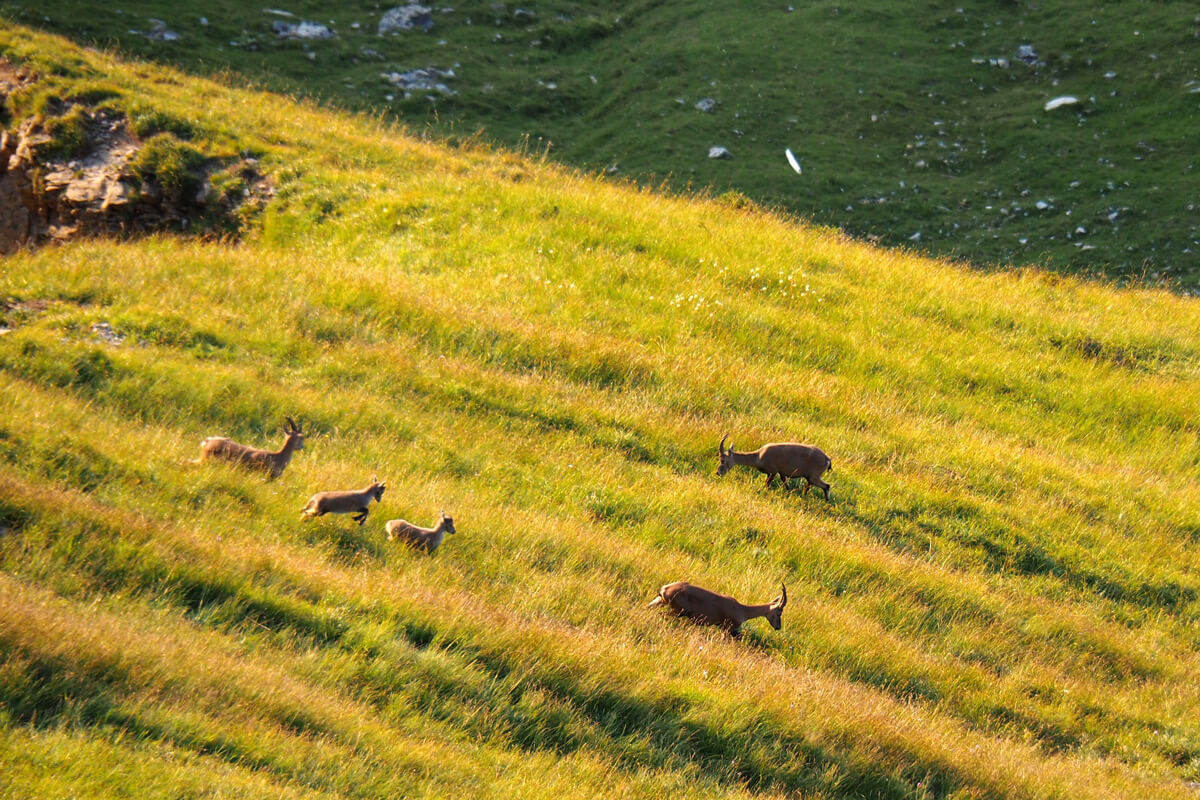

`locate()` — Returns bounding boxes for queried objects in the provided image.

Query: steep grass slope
[2,26,1200,800]
[10,0,1200,287]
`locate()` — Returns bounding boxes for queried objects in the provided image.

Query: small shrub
[40,105,88,158]
[129,132,204,196]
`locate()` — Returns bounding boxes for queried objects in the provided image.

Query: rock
[145,19,181,41]
[379,5,434,35]
[380,67,456,95]
[513,8,535,20]
[90,321,125,345]
[695,97,716,112]
[0,172,32,254]
[1016,44,1037,65]
[273,20,334,39]
[1044,95,1079,111]
[64,175,105,204]
[42,168,75,192]
[708,146,731,159]
[103,180,131,209]
[909,232,922,241]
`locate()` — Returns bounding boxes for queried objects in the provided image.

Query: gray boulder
[272,20,334,39]
[379,5,435,34]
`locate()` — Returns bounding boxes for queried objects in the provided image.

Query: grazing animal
[717,434,832,499]
[385,511,456,553]
[196,417,305,479]
[302,477,386,526]
[649,581,787,637]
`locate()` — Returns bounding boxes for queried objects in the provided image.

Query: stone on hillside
[91,322,125,346]
[379,5,434,34]
[695,97,716,112]
[381,67,456,95]
[273,20,334,39]
[145,19,181,41]
[1016,44,1038,65]
[708,146,731,159]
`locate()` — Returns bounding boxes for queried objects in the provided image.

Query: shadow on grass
[296,519,388,564]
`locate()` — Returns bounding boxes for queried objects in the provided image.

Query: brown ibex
[717,434,832,499]
[195,417,305,479]
[649,581,787,637]
[385,511,456,553]
[301,477,386,526]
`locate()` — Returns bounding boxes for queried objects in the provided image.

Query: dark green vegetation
[2,24,1200,800]
[6,1,1200,287]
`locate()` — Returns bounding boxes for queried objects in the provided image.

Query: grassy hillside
[7,0,1200,288]
[2,25,1200,799]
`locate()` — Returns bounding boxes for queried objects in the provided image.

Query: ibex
[717,434,832,499]
[195,417,305,479]
[385,511,456,553]
[301,477,386,526]
[649,581,787,637]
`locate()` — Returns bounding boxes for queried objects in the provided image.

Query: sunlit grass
[1,25,1199,800]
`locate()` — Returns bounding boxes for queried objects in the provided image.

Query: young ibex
[717,434,832,499]
[196,417,306,479]
[301,477,386,526]
[385,511,456,553]
[649,581,787,637]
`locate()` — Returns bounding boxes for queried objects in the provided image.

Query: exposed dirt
[0,60,272,255]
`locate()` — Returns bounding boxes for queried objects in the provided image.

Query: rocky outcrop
[0,64,271,254]
[0,112,146,253]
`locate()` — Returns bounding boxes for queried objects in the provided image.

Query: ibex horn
[720,433,730,454]
[780,582,788,607]
[285,416,297,432]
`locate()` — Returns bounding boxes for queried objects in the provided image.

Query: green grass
[4,0,1198,288]
[1,25,1200,799]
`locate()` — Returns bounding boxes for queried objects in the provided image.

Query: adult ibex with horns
[195,417,306,479]
[649,581,787,637]
[717,434,832,499]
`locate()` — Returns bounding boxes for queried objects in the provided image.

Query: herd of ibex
[194,418,833,637]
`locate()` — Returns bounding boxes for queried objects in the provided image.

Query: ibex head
[441,510,456,535]
[717,433,734,476]
[766,583,787,630]
[370,475,387,502]
[284,417,306,450]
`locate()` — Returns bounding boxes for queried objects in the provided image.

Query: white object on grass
[785,148,802,174]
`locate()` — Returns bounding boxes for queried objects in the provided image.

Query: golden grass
[1,23,1198,800]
